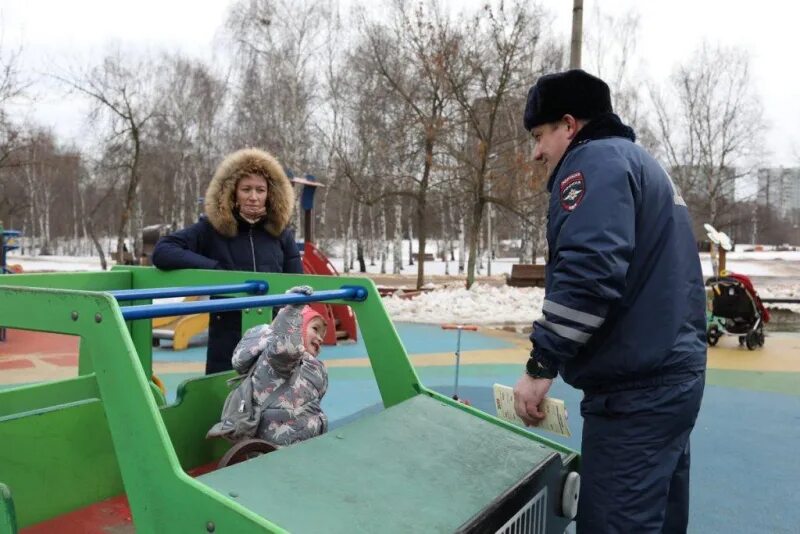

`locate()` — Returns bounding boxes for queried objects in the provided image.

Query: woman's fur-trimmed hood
[204,148,295,238]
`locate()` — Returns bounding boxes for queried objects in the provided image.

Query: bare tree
[20,130,55,254]
[0,33,28,224]
[583,7,642,122]
[57,49,161,262]
[144,54,227,228]
[78,163,117,270]
[651,43,765,230]
[358,0,457,289]
[224,0,328,173]
[443,1,553,287]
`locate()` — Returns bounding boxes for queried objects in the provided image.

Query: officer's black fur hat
[523,69,613,131]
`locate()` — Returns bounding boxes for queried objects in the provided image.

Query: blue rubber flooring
[322,368,800,534]
[152,322,799,534]
[158,364,800,533]
[152,322,514,362]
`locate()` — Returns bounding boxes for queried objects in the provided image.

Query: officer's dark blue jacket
[531,114,707,392]
[151,215,302,274]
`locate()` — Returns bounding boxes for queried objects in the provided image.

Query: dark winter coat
[152,148,303,373]
[531,114,707,393]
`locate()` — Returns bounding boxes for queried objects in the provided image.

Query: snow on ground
[328,251,800,279]
[382,284,544,325]
[8,249,800,324]
[4,255,105,272]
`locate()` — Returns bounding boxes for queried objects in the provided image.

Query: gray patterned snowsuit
[231,300,328,446]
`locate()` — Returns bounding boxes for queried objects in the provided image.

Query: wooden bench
[507,263,546,287]
[411,253,435,261]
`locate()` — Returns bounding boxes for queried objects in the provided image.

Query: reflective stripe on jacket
[532,135,707,392]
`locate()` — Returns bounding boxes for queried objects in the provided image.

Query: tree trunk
[408,214,414,266]
[393,202,402,274]
[189,167,202,225]
[356,202,366,273]
[466,198,484,289]
[367,203,375,266]
[116,126,142,264]
[133,195,144,260]
[414,137,435,290]
[535,218,546,263]
[519,219,528,264]
[343,199,353,273]
[72,180,81,252]
[318,175,332,233]
[442,204,449,276]
[486,202,492,276]
[379,198,387,274]
[42,185,52,254]
[458,215,465,275]
[24,148,38,256]
[87,220,108,271]
[524,220,535,264]
[449,200,456,261]
[175,166,185,227]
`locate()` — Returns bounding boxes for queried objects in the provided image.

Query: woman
[152,148,303,374]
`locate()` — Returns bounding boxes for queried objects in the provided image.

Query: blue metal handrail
[110,281,268,302]
[120,286,368,320]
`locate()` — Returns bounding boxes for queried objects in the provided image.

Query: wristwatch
[526,357,558,379]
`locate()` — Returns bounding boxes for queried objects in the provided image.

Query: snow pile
[382,283,544,325]
[380,279,800,324]
[5,255,105,272]
[757,282,800,313]
[10,252,800,321]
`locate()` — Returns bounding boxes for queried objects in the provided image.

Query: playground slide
[151,296,209,351]
[152,313,209,350]
[302,242,358,345]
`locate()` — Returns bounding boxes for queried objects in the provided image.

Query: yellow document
[492,383,571,438]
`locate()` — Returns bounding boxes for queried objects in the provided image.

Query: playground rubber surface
[1,324,799,533]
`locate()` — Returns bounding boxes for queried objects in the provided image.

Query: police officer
[513,70,706,533]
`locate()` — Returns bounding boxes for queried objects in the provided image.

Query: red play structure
[293,176,358,345]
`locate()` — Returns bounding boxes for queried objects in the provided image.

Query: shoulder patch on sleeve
[560,172,585,212]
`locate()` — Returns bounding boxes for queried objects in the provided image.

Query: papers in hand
[493,383,571,438]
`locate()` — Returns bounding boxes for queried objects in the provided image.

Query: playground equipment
[151,296,210,350]
[0,268,579,533]
[0,224,22,342]
[142,223,213,350]
[0,224,22,275]
[293,175,358,346]
[441,323,478,403]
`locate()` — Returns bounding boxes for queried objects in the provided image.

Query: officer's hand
[513,373,553,427]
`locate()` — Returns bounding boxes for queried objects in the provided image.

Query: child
[225,286,329,446]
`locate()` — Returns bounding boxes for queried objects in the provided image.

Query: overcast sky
[2,0,798,166]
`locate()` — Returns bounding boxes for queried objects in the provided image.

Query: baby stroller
[706,272,770,350]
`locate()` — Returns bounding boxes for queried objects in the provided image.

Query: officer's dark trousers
[576,372,705,534]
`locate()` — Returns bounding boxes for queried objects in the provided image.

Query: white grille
[495,487,547,534]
